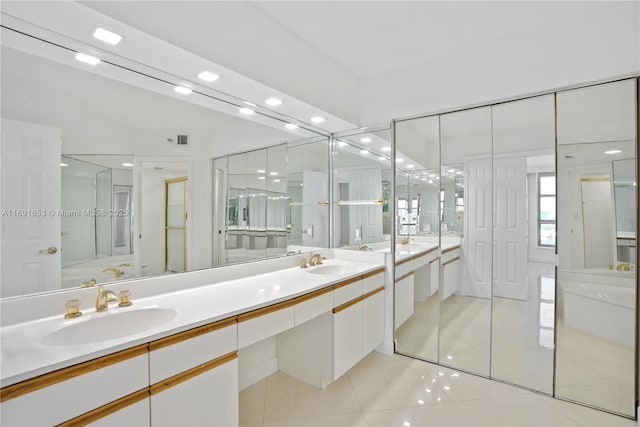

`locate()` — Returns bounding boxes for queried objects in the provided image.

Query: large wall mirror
[332,127,392,251]
[0,20,326,298]
[393,78,638,417]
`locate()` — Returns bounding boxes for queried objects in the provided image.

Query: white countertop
[0,258,383,387]
[376,242,459,264]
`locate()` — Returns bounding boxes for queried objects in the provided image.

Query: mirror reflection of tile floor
[240,352,635,426]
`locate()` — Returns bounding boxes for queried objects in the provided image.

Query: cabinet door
[442,258,460,301]
[88,398,150,427]
[394,274,414,329]
[151,358,238,427]
[363,290,384,355]
[333,301,363,379]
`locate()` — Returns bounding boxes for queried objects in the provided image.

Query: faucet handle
[119,290,132,307]
[300,258,309,269]
[64,299,82,319]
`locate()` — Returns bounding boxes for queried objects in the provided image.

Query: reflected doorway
[165,177,188,273]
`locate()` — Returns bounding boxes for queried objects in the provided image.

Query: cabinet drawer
[1,349,148,427]
[413,254,429,270]
[334,278,362,307]
[87,397,150,427]
[295,289,334,326]
[362,271,384,294]
[238,305,294,348]
[150,357,238,427]
[395,260,414,277]
[149,319,237,383]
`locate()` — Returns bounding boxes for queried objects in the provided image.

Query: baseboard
[238,357,278,391]
[376,341,394,355]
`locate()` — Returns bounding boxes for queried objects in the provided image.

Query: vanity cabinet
[363,288,385,354]
[149,318,238,427]
[150,357,238,427]
[238,304,294,348]
[333,271,385,379]
[394,272,414,329]
[333,298,364,379]
[0,346,149,427]
[441,246,461,300]
[87,397,150,427]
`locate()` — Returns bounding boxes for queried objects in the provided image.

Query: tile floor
[240,352,636,427]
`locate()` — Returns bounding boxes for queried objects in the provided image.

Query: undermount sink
[42,307,177,346]
[306,264,353,275]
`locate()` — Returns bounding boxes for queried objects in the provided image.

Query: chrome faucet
[103,267,123,278]
[309,253,325,266]
[96,285,119,312]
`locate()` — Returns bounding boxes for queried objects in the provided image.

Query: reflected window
[538,174,556,247]
[539,276,555,349]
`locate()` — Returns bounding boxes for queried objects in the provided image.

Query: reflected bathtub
[559,269,635,348]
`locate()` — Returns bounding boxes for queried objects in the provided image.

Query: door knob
[39,247,58,254]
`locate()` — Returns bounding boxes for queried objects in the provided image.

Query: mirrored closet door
[393,77,638,418]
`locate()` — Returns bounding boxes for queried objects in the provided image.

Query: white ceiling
[3,1,638,129]
[79,0,638,126]
[253,1,611,80]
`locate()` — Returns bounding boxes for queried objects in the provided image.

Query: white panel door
[493,157,528,300]
[302,170,328,247]
[463,158,492,298]
[348,167,383,244]
[1,118,61,297]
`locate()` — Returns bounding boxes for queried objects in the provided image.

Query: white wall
[361,2,639,124]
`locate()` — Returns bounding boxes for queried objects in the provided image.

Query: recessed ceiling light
[198,71,220,82]
[407,164,415,169]
[360,149,369,155]
[243,101,256,107]
[60,163,68,167]
[265,98,282,106]
[378,156,385,161]
[605,150,622,154]
[285,123,299,130]
[75,52,100,66]
[121,162,134,167]
[360,137,372,143]
[258,176,266,180]
[337,140,347,148]
[273,179,281,183]
[269,171,278,176]
[92,28,122,45]
[174,86,192,95]
[381,146,391,152]
[257,169,265,173]
[239,107,254,115]
[310,116,325,124]
[396,158,404,163]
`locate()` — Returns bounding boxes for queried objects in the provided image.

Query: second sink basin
[306,264,354,275]
[42,307,177,346]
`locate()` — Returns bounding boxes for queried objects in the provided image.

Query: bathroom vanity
[0,253,385,426]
